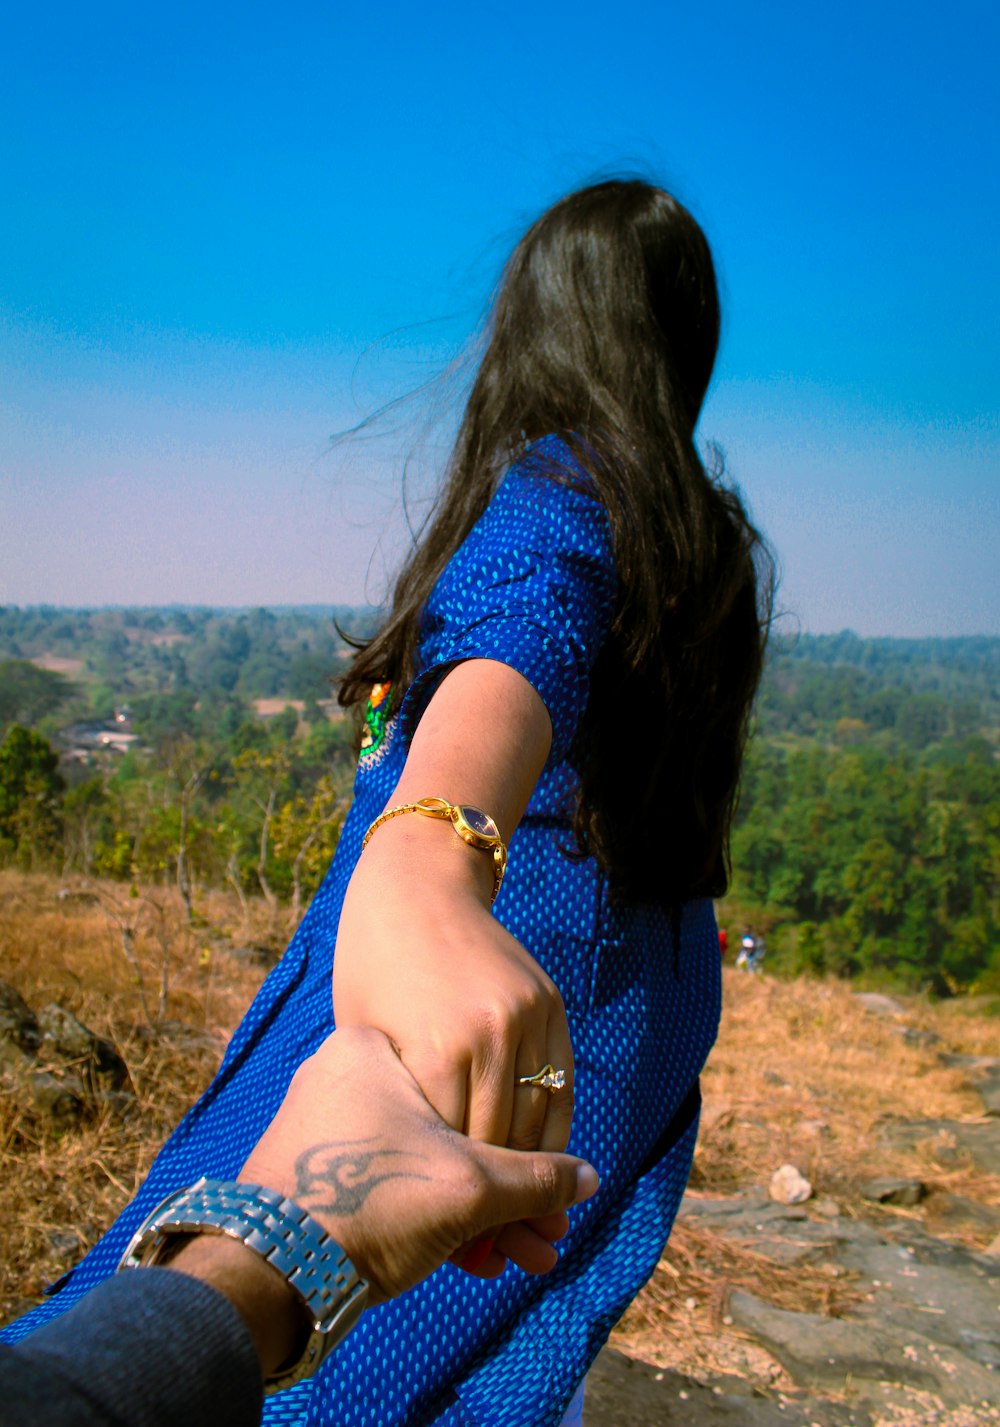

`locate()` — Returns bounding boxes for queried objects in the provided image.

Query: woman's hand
[334,658,572,1153]
[333,825,574,1155]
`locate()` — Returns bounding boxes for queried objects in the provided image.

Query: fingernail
[460,1237,495,1272]
[574,1163,600,1202]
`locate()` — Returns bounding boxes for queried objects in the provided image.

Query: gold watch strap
[362,796,508,904]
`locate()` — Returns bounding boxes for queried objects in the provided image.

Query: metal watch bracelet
[361,795,508,904]
[118,1176,369,1392]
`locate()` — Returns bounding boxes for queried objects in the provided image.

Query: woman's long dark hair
[341,179,774,905]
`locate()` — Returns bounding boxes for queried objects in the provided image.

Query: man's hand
[240,1027,598,1304]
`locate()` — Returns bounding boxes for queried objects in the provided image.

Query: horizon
[4,602,999,647]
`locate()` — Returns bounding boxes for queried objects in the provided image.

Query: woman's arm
[333,658,575,1155]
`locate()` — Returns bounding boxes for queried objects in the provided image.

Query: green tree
[0,725,65,867]
[0,660,75,731]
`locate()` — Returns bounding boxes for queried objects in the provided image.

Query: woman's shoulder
[475,434,609,559]
[503,433,597,493]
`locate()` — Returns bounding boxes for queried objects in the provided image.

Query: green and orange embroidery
[359,681,393,766]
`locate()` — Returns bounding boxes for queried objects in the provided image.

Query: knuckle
[530,1155,562,1205]
[456,1162,491,1215]
[472,998,515,1043]
[420,1024,455,1061]
[534,967,561,1005]
[518,985,544,1018]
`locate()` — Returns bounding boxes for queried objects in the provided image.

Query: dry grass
[2,871,998,1407]
[612,969,1000,1386]
[695,971,998,1205]
[0,870,271,1321]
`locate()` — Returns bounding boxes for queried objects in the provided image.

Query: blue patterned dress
[3,436,722,1426]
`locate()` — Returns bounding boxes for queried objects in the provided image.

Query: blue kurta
[3,436,722,1427]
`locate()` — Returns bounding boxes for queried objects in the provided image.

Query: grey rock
[738,1237,827,1267]
[94,1088,138,1119]
[853,992,905,1018]
[812,1198,841,1219]
[0,979,41,1057]
[688,1185,1000,1409]
[831,1232,1000,1370]
[727,1290,1000,1407]
[757,1219,853,1250]
[583,1349,872,1426]
[880,1116,1000,1174]
[2,1041,86,1125]
[0,984,131,1119]
[47,1230,83,1258]
[969,1069,1000,1117]
[859,1176,925,1206]
[893,1025,941,1046]
[938,1053,1000,1071]
[878,1216,1000,1277]
[679,1189,770,1219]
[36,1002,102,1059]
[36,1003,129,1090]
[681,1198,812,1236]
[938,1053,1000,1115]
[27,1069,84,1123]
[925,1190,1000,1233]
[808,1217,885,1249]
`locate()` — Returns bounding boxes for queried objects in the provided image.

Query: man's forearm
[166,1233,306,1380]
[1,1270,262,1427]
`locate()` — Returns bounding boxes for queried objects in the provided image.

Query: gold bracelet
[361,796,508,905]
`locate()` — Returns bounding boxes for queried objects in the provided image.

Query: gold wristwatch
[362,796,508,904]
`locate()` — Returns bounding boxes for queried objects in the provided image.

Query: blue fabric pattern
[2,436,723,1426]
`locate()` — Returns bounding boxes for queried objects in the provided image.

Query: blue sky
[1,0,997,634]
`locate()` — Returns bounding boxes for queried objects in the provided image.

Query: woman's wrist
[355,806,497,908]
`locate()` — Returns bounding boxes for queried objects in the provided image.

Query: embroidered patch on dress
[358,681,394,769]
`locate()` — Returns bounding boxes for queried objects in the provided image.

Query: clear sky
[1,0,997,635]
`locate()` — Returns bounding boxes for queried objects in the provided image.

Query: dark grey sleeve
[0,1268,263,1427]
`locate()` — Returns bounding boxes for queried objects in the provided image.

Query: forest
[1,606,998,993]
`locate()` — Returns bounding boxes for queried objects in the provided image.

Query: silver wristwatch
[118,1177,369,1392]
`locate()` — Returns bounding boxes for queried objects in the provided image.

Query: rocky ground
[588,992,1000,1426]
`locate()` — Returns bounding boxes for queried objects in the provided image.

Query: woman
[5,178,772,1426]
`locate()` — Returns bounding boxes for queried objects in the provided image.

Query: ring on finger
[517,1064,566,1094]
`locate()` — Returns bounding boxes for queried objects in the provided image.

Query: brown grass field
[2,868,998,1388]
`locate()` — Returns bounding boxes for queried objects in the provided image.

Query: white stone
[769,1163,813,1204]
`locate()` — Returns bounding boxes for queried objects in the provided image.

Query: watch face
[458,805,499,840]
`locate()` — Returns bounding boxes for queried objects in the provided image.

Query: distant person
[719,926,729,959]
[1,1029,597,1427]
[5,179,772,1427]
[737,930,756,971]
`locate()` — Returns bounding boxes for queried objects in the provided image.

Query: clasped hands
[242,1028,594,1308]
[333,824,577,1279]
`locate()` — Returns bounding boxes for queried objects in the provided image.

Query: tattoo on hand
[294,1139,429,1217]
